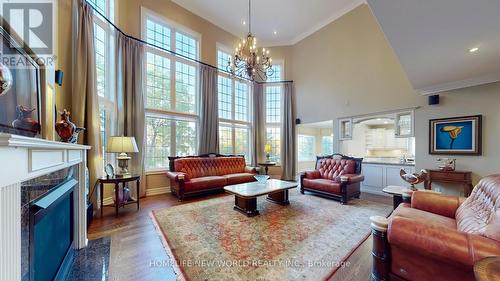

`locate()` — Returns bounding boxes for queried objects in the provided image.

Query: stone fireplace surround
[0,134,90,281]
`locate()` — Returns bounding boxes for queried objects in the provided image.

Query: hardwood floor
[88,191,391,281]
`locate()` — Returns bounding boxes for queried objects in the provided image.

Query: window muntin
[146,53,171,111]
[298,135,316,161]
[321,136,334,155]
[219,125,233,155]
[266,127,281,163]
[146,19,171,51]
[217,48,252,162]
[218,76,232,120]
[94,24,107,98]
[175,62,196,113]
[91,0,115,173]
[267,64,282,82]
[146,116,171,170]
[217,49,231,70]
[264,62,284,163]
[143,11,200,171]
[234,81,249,122]
[265,86,281,123]
[175,32,197,60]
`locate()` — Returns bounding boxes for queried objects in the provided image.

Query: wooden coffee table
[224,179,298,217]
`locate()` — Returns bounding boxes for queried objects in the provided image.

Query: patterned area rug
[151,190,392,281]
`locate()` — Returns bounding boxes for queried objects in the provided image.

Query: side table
[258,162,277,175]
[99,175,140,217]
[424,169,474,196]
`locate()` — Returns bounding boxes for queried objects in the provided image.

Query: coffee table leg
[267,190,290,206]
[234,196,259,217]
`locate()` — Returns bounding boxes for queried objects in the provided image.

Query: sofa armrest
[388,216,500,268]
[302,170,320,179]
[245,166,259,174]
[340,174,364,184]
[166,171,188,182]
[411,191,461,218]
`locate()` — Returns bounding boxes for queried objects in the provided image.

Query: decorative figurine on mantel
[437,158,456,171]
[11,105,40,137]
[400,169,428,191]
[55,109,85,143]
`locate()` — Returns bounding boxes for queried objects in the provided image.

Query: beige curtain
[281,82,296,181]
[116,33,146,198]
[252,82,265,167]
[72,0,102,203]
[198,65,219,154]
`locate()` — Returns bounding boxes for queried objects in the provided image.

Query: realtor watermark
[149,258,351,270]
[1,0,56,67]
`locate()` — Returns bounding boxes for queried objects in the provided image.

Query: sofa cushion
[317,159,356,181]
[302,178,341,193]
[392,203,457,230]
[456,175,500,242]
[174,157,247,179]
[184,176,227,192]
[224,173,256,185]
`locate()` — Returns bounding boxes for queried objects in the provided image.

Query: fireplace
[0,134,90,281]
[21,166,79,281]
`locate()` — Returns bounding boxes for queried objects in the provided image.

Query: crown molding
[417,72,500,95]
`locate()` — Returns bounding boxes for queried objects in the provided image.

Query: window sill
[146,169,169,175]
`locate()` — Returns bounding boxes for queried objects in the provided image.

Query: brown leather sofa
[371,174,500,281]
[166,155,258,200]
[300,154,364,204]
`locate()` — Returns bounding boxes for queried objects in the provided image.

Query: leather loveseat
[300,154,364,204]
[166,155,258,200]
[371,174,500,281]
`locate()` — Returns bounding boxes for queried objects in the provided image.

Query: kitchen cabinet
[365,128,408,150]
[361,163,415,196]
[395,111,414,137]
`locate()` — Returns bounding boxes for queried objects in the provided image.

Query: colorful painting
[429,115,482,155]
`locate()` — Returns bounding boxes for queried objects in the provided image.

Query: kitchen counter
[363,160,415,166]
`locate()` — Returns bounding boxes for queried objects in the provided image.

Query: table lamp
[107,136,139,177]
[264,144,272,162]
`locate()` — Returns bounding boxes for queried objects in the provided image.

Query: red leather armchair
[166,155,258,200]
[300,154,364,204]
[371,175,500,281]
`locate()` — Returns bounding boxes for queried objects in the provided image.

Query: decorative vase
[55,109,77,142]
[11,105,40,137]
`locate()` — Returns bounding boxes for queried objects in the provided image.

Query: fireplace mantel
[0,133,91,281]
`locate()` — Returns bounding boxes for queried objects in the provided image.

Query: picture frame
[105,164,115,179]
[429,115,482,155]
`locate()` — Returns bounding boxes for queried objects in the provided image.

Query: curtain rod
[84,0,293,85]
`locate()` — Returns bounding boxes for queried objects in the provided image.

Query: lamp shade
[264,144,272,153]
[107,136,139,153]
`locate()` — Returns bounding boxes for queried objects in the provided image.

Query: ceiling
[171,0,366,46]
[367,0,500,95]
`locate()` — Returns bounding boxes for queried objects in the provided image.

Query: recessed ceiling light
[273,31,277,35]
[242,20,246,25]
[469,47,479,53]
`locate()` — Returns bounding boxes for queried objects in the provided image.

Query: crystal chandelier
[228,0,273,81]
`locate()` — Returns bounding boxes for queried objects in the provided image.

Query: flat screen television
[0,26,41,137]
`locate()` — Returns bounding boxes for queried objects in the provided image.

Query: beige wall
[414,82,500,195]
[287,4,425,127]
[282,3,499,195]
[55,0,73,116]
